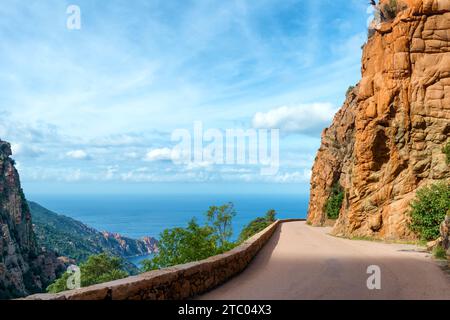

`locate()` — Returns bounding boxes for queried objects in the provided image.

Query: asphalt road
[198,221,450,300]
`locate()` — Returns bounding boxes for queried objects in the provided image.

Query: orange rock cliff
[308,0,450,239]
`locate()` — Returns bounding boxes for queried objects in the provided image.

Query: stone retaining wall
[25,219,304,300]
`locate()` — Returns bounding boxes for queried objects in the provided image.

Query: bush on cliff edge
[238,209,276,243]
[325,183,344,220]
[409,182,450,241]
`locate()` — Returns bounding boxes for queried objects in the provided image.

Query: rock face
[308,0,450,239]
[0,140,64,299]
[101,232,159,256]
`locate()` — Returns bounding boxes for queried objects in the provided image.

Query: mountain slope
[29,201,158,263]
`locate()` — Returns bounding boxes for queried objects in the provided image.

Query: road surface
[199,221,450,300]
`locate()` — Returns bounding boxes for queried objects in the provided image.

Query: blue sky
[0,0,370,195]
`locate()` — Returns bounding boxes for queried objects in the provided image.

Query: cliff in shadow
[0,140,64,299]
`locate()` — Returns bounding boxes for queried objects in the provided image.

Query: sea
[28,193,309,267]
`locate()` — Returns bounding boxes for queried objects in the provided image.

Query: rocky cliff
[308,0,450,239]
[29,201,158,263]
[101,233,158,257]
[0,140,64,299]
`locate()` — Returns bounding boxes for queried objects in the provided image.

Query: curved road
[199,221,450,300]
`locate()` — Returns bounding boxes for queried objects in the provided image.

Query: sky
[0,0,370,195]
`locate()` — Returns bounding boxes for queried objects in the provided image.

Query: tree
[47,253,128,293]
[409,182,450,241]
[238,209,277,243]
[80,253,128,287]
[142,218,217,271]
[142,203,240,272]
[265,209,276,222]
[206,202,236,248]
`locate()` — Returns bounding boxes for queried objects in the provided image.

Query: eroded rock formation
[308,0,450,239]
[0,140,63,299]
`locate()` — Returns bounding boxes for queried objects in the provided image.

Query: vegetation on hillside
[238,209,276,243]
[47,253,128,293]
[325,183,344,219]
[408,182,450,241]
[29,201,157,265]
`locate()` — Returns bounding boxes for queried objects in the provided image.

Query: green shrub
[383,0,398,20]
[141,218,218,271]
[325,183,344,219]
[238,209,277,243]
[443,140,450,164]
[142,203,238,272]
[80,253,128,287]
[432,245,447,260]
[409,182,450,241]
[46,272,72,293]
[346,86,355,96]
[47,253,128,293]
[433,246,447,260]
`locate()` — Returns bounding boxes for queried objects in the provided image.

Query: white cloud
[252,103,338,135]
[0,1,368,188]
[144,148,173,161]
[66,149,89,160]
[144,148,183,162]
